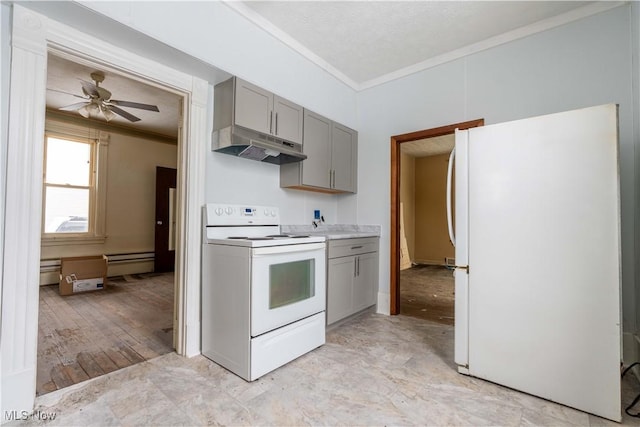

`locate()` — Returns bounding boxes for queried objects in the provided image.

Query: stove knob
[215,208,223,216]
[264,209,270,216]
[271,210,277,217]
[225,207,233,215]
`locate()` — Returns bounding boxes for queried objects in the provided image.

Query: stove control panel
[205,203,280,226]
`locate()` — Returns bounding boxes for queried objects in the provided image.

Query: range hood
[212,125,307,165]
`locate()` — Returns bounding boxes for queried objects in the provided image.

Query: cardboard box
[59,255,108,296]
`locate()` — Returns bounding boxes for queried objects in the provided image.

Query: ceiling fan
[57,71,159,122]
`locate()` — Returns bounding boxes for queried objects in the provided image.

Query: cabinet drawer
[328,237,379,259]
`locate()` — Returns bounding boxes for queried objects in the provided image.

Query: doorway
[390,119,484,316]
[398,141,456,324]
[36,52,181,394]
[4,6,209,413]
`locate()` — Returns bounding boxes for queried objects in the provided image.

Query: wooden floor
[400,264,455,325]
[37,272,174,396]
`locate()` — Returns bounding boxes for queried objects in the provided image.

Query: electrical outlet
[314,210,321,220]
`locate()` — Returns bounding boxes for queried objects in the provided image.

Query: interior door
[455,104,621,421]
[154,166,177,273]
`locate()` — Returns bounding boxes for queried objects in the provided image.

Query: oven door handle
[252,242,326,256]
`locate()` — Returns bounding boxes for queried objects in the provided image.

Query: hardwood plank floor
[36,272,174,396]
[400,264,455,325]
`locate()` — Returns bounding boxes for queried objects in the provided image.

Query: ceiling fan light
[101,106,116,122]
[78,106,90,118]
[86,103,100,114]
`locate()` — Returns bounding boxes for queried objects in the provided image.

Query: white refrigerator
[448,104,621,422]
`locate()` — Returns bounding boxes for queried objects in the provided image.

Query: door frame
[2,5,208,415]
[390,119,484,315]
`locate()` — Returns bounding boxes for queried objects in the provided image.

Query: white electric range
[201,203,326,381]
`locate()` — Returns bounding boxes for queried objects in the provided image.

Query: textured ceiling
[45,1,615,136]
[239,1,603,88]
[401,134,454,158]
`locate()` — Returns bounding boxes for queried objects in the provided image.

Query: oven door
[251,242,326,337]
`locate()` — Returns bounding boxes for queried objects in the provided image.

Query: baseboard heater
[40,252,155,273]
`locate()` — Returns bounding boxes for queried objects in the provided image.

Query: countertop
[281,224,380,240]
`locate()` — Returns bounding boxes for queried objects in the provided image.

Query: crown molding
[223,1,360,89]
[226,1,627,92]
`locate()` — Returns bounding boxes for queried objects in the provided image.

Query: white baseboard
[1,368,35,424]
[376,292,390,315]
[185,320,201,358]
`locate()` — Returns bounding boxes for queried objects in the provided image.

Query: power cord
[621,362,640,418]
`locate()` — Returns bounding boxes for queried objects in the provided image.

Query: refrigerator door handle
[446,147,456,247]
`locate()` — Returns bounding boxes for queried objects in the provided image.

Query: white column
[180,77,209,357]
[1,5,47,416]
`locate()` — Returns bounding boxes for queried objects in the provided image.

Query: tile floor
[12,312,640,426]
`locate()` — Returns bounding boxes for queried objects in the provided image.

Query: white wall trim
[376,291,390,316]
[359,2,627,90]
[223,1,359,90]
[1,5,48,418]
[177,77,208,358]
[632,0,640,347]
[1,4,206,416]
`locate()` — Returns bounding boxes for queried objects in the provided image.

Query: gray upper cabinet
[234,79,273,135]
[281,109,357,193]
[273,96,304,144]
[301,110,332,188]
[220,77,303,144]
[331,122,357,193]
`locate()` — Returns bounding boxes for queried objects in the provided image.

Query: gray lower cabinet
[280,109,357,193]
[327,237,379,325]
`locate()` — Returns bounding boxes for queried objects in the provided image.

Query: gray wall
[356,4,638,357]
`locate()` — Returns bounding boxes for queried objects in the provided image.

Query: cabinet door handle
[351,246,363,250]
[354,257,357,277]
[357,256,360,276]
[269,111,273,134]
[275,112,278,135]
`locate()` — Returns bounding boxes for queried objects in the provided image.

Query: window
[42,132,106,243]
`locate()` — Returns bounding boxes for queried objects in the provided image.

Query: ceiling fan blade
[47,88,87,99]
[110,100,159,112]
[59,101,90,111]
[108,105,141,122]
[80,79,101,98]
[96,87,112,101]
